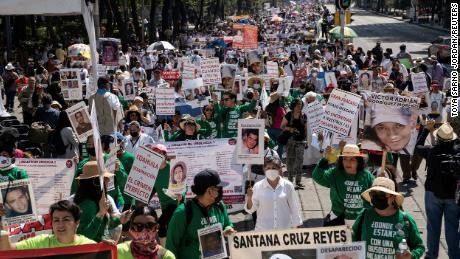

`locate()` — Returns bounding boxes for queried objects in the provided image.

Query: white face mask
[265,169,279,181]
[0,156,12,169]
[253,84,260,90]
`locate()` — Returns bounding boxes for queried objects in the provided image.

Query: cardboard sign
[320,89,361,136]
[155,88,176,115]
[201,58,222,86]
[411,72,428,94]
[236,119,265,164]
[124,146,164,204]
[66,101,93,142]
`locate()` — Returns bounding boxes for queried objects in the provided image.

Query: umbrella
[329,26,358,39]
[68,44,91,59]
[146,41,175,52]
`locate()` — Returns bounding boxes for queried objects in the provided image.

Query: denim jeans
[425,191,460,258]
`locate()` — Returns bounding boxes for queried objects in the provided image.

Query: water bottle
[398,238,408,255]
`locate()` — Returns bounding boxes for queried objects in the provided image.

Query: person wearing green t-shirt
[213,91,259,138]
[197,104,220,139]
[117,205,175,259]
[313,144,375,226]
[0,145,28,183]
[149,144,184,247]
[0,200,95,250]
[353,177,425,259]
[166,169,236,259]
[115,132,135,209]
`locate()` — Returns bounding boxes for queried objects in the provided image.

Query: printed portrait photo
[199,230,225,259]
[241,128,260,155]
[170,161,187,185]
[1,185,33,218]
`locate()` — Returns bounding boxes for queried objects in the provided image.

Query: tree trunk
[110,0,128,51]
[148,0,157,42]
[130,0,142,42]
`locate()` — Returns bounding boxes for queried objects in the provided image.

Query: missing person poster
[237,119,265,165]
[201,58,222,86]
[165,139,244,213]
[265,61,279,80]
[167,159,187,196]
[0,179,37,226]
[15,159,75,215]
[59,68,83,100]
[198,223,228,259]
[100,38,120,66]
[0,243,117,259]
[358,70,373,91]
[229,226,352,259]
[316,241,366,259]
[66,101,93,142]
[233,24,258,49]
[325,72,338,89]
[411,72,428,94]
[305,101,324,135]
[122,78,136,100]
[320,89,361,136]
[155,88,176,115]
[124,146,164,204]
[361,93,420,154]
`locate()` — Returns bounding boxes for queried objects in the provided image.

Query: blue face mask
[97,88,110,95]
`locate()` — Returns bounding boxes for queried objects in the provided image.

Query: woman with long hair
[54,112,79,159]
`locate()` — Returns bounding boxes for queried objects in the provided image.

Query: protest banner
[265,61,279,80]
[138,86,155,101]
[8,214,52,243]
[361,93,420,154]
[161,70,181,80]
[411,72,429,94]
[0,179,37,226]
[237,119,265,164]
[325,72,338,89]
[229,226,352,259]
[122,78,136,100]
[15,159,75,215]
[358,70,373,91]
[100,38,120,66]
[124,146,164,204]
[165,139,244,213]
[319,89,361,136]
[167,159,187,196]
[65,101,92,142]
[305,100,324,135]
[316,241,366,259]
[0,243,117,259]
[155,88,176,115]
[59,68,83,100]
[198,223,228,259]
[201,58,222,86]
[233,24,258,49]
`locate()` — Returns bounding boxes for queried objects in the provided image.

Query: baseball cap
[193,169,228,191]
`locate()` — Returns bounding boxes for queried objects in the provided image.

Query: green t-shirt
[352,209,425,259]
[312,158,375,220]
[0,166,28,183]
[117,241,176,259]
[165,200,233,259]
[214,100,257,138]
[118,151,135,206]
[15,234,95,249]
[197,117,220,139]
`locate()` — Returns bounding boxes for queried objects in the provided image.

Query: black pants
[23,111,33,125]
[158,204,178,238]
[5,91,16,110]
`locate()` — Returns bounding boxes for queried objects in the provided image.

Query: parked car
[428,36,450,62]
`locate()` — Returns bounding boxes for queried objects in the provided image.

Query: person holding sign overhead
[352,177,425,259]
[166,169,235,259]
[245,156,303,230]
[313,144,375,226]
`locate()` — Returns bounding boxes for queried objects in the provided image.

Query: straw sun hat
[362,177,404,207]
[434,123,458,142]
[76,161,114,180]
[339,144,364,157]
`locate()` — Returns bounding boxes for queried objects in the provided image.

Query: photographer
[415,121,460,259]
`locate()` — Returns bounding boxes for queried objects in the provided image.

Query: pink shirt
[272,107,287,129]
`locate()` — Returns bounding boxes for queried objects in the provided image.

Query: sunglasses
[370,191,387,199]
[130,222,158,232]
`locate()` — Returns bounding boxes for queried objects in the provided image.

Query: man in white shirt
[131,61,147,82]
[124,121,155,154]
[148,69,169,88]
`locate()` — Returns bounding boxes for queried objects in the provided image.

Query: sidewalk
[365,8,450,34]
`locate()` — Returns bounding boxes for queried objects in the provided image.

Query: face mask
[87,148,96,157]
[265,169,279,181]
[253,84,260,90]
[129,229,158,246]
[131,132,139,138]
[0,156,12,169]
[371,194,389,210]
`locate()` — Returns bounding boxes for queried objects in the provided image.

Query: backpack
[441,64,449,78]
[355,209,412,241]
[49,129,68,156]
[184,199,225,230]
[28,121,52,144]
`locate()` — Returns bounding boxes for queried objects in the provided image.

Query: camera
[438,153,460,176]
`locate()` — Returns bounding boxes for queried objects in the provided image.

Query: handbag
[278,112,295,145]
